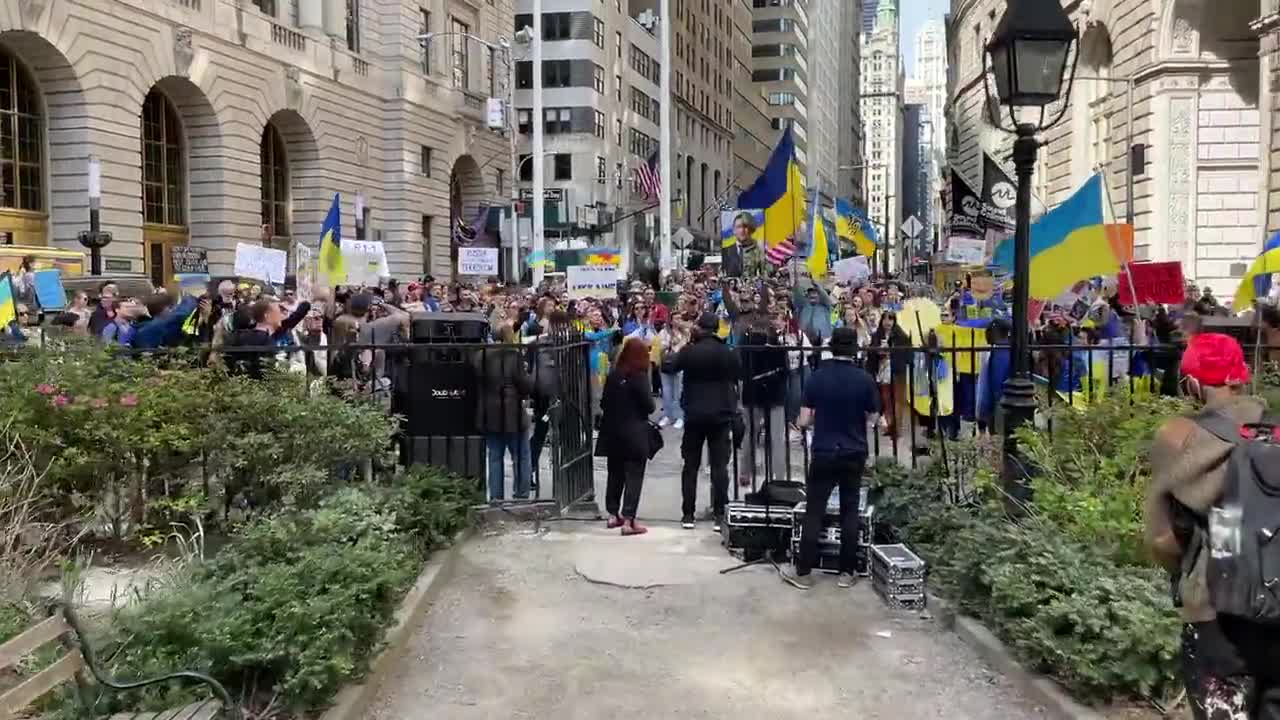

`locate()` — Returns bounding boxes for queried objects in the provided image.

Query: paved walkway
[367,523,1045,720]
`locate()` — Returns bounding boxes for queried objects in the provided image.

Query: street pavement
[367,523,1046,720]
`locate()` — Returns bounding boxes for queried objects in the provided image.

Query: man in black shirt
[783,327,883,590]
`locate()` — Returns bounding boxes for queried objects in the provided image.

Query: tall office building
[731,0,774,185]
[860,0,904,269]
[0,0,513,280]
[749,0,810,177]
[807,0,841,203]
[839,0,867,204]
[862,0,881,34]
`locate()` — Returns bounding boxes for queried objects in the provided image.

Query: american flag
[765,238,797,266]
[634,150,661,202]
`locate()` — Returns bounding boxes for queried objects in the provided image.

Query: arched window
[260,122,290,237]
[141,90,185,227]
[0,50,43,212]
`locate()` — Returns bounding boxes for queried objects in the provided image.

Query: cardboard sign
[945,236,986,265]
[295,243,314,301]
[170,246,208,275]
[567,264,619,298]
[32,269,66,310]
[832,256,870,286]
[233,243,287,284]
[457,247,499,276]
[1117,261,1185,306]
[340,240,389,286]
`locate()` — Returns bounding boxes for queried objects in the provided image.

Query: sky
[901,0,947,73]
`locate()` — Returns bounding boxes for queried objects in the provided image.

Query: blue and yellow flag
[1233,230,1280,310]
[807,201,829,279]
[736,127,806,248]
[835,198,878,258]
[990,174,1131,299]
[0,272,15,328]
[318,193,345,285]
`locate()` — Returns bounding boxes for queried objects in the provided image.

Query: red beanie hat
[1180,332,1251,387]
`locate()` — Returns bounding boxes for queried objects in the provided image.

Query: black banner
[980,153,1017,231]
[949,169,982,236]
[170,246,208,274]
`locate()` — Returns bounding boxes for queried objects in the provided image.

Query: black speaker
[411,311,488,342]
[404,435,487,481]
[401,312,488,436]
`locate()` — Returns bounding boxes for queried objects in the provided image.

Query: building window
[421,214,433,274]
[615,74,622,103]
[518,109,532,134]
[420,145,433,177]
[451,18,470,89]
[593,17,604,48]
[594,110,605,138]
[141,90,185,227]
[260,122,289,236]
[593,64,604,93]
[253,0,275,16]
[554,153,572,181]
[615,118,622,145]
[0,50,43,212]
[346,0,360,53]
[519,153,533,181]
[544,12,572,40]
[596,155,606,184]
[420,9,431,72]
[615,31,622,58]
[615,161,622,188]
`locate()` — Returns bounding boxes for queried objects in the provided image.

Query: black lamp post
[983,0,1078,505]
[77,155,112,276]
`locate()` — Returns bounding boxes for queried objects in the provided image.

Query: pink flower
[35,383,57,396]
[119,394,139,407]
[89,398,108,409]
[52,395,71,408]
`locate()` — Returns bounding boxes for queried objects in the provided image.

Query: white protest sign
[567,264,619,298]
[233,242,287,284]
[945,236,986,265]
[833,256,871,286]
[457,246,499,276]
[340,240,390,286]
[294,243,313,301]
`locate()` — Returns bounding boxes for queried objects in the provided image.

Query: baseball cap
[1180,332,1250,386]
[829,327,858,357]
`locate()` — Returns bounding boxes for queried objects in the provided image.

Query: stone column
[299,0,323,34]
[322,0,346,41]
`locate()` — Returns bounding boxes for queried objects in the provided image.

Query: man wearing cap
[669,312,742,530]
[1145,333,1277,718]
[782,327,882,590]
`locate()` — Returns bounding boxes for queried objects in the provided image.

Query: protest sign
[32,269,65,310]
[175,273,210,296]
[567,264,619,298]
[945,236,986,265]
[340,240,389,286]
[1117,261,1185,306]
[457,247,499,276]
[295,243,314,301]
[233,243,287,284]
[832,256,870,286]
[170,246,208,275]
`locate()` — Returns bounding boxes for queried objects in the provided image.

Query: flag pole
[658,0,673,277]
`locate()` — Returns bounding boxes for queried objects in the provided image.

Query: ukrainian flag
[0,272,15,328]
[990,174,1132,299]
[807,201,829,279]
[318,193,345,285]
[737,127,806,247]
[1232,230,1280,310]
[835,198,878,258]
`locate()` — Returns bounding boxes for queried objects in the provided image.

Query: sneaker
[779,566,815,590]
[681,514,695,529]
[606,515,625,529]
[621,518,648,536]
[712,516,723,533]
[657,416,670,428]
[673,418,684,430]
[837,573,856,588]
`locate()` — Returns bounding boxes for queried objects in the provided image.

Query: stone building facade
[946,0,1266,296]
[0,0,512,282]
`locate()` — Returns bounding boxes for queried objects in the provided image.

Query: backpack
[1193,411,1280,623]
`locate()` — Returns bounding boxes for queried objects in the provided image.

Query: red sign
[1117,261,1185,306]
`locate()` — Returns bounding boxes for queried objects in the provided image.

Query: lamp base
[999,375,1037,511]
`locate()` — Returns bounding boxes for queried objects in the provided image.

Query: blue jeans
[486,431,531,501]
[661,372,683,421]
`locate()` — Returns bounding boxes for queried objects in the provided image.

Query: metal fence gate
[545,333,595,511]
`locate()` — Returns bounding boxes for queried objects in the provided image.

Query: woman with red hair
[594,336,657,535]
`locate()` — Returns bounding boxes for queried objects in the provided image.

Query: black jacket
[739,329,786,408]
[472,345,534,433]
[672,333,741,425]
[594,369,656,460]
[868,325,912,381]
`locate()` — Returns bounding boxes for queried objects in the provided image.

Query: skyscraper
[807,0,842,201]
[860,0,904,269]
[750,0,811,177]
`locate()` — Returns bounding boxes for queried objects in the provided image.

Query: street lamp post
[77,155,112,276]
[983,0,1078,505]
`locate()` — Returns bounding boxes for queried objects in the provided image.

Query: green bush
[1016,390,1191,566]
[873,462,1182,702]
[383,465,483,556]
